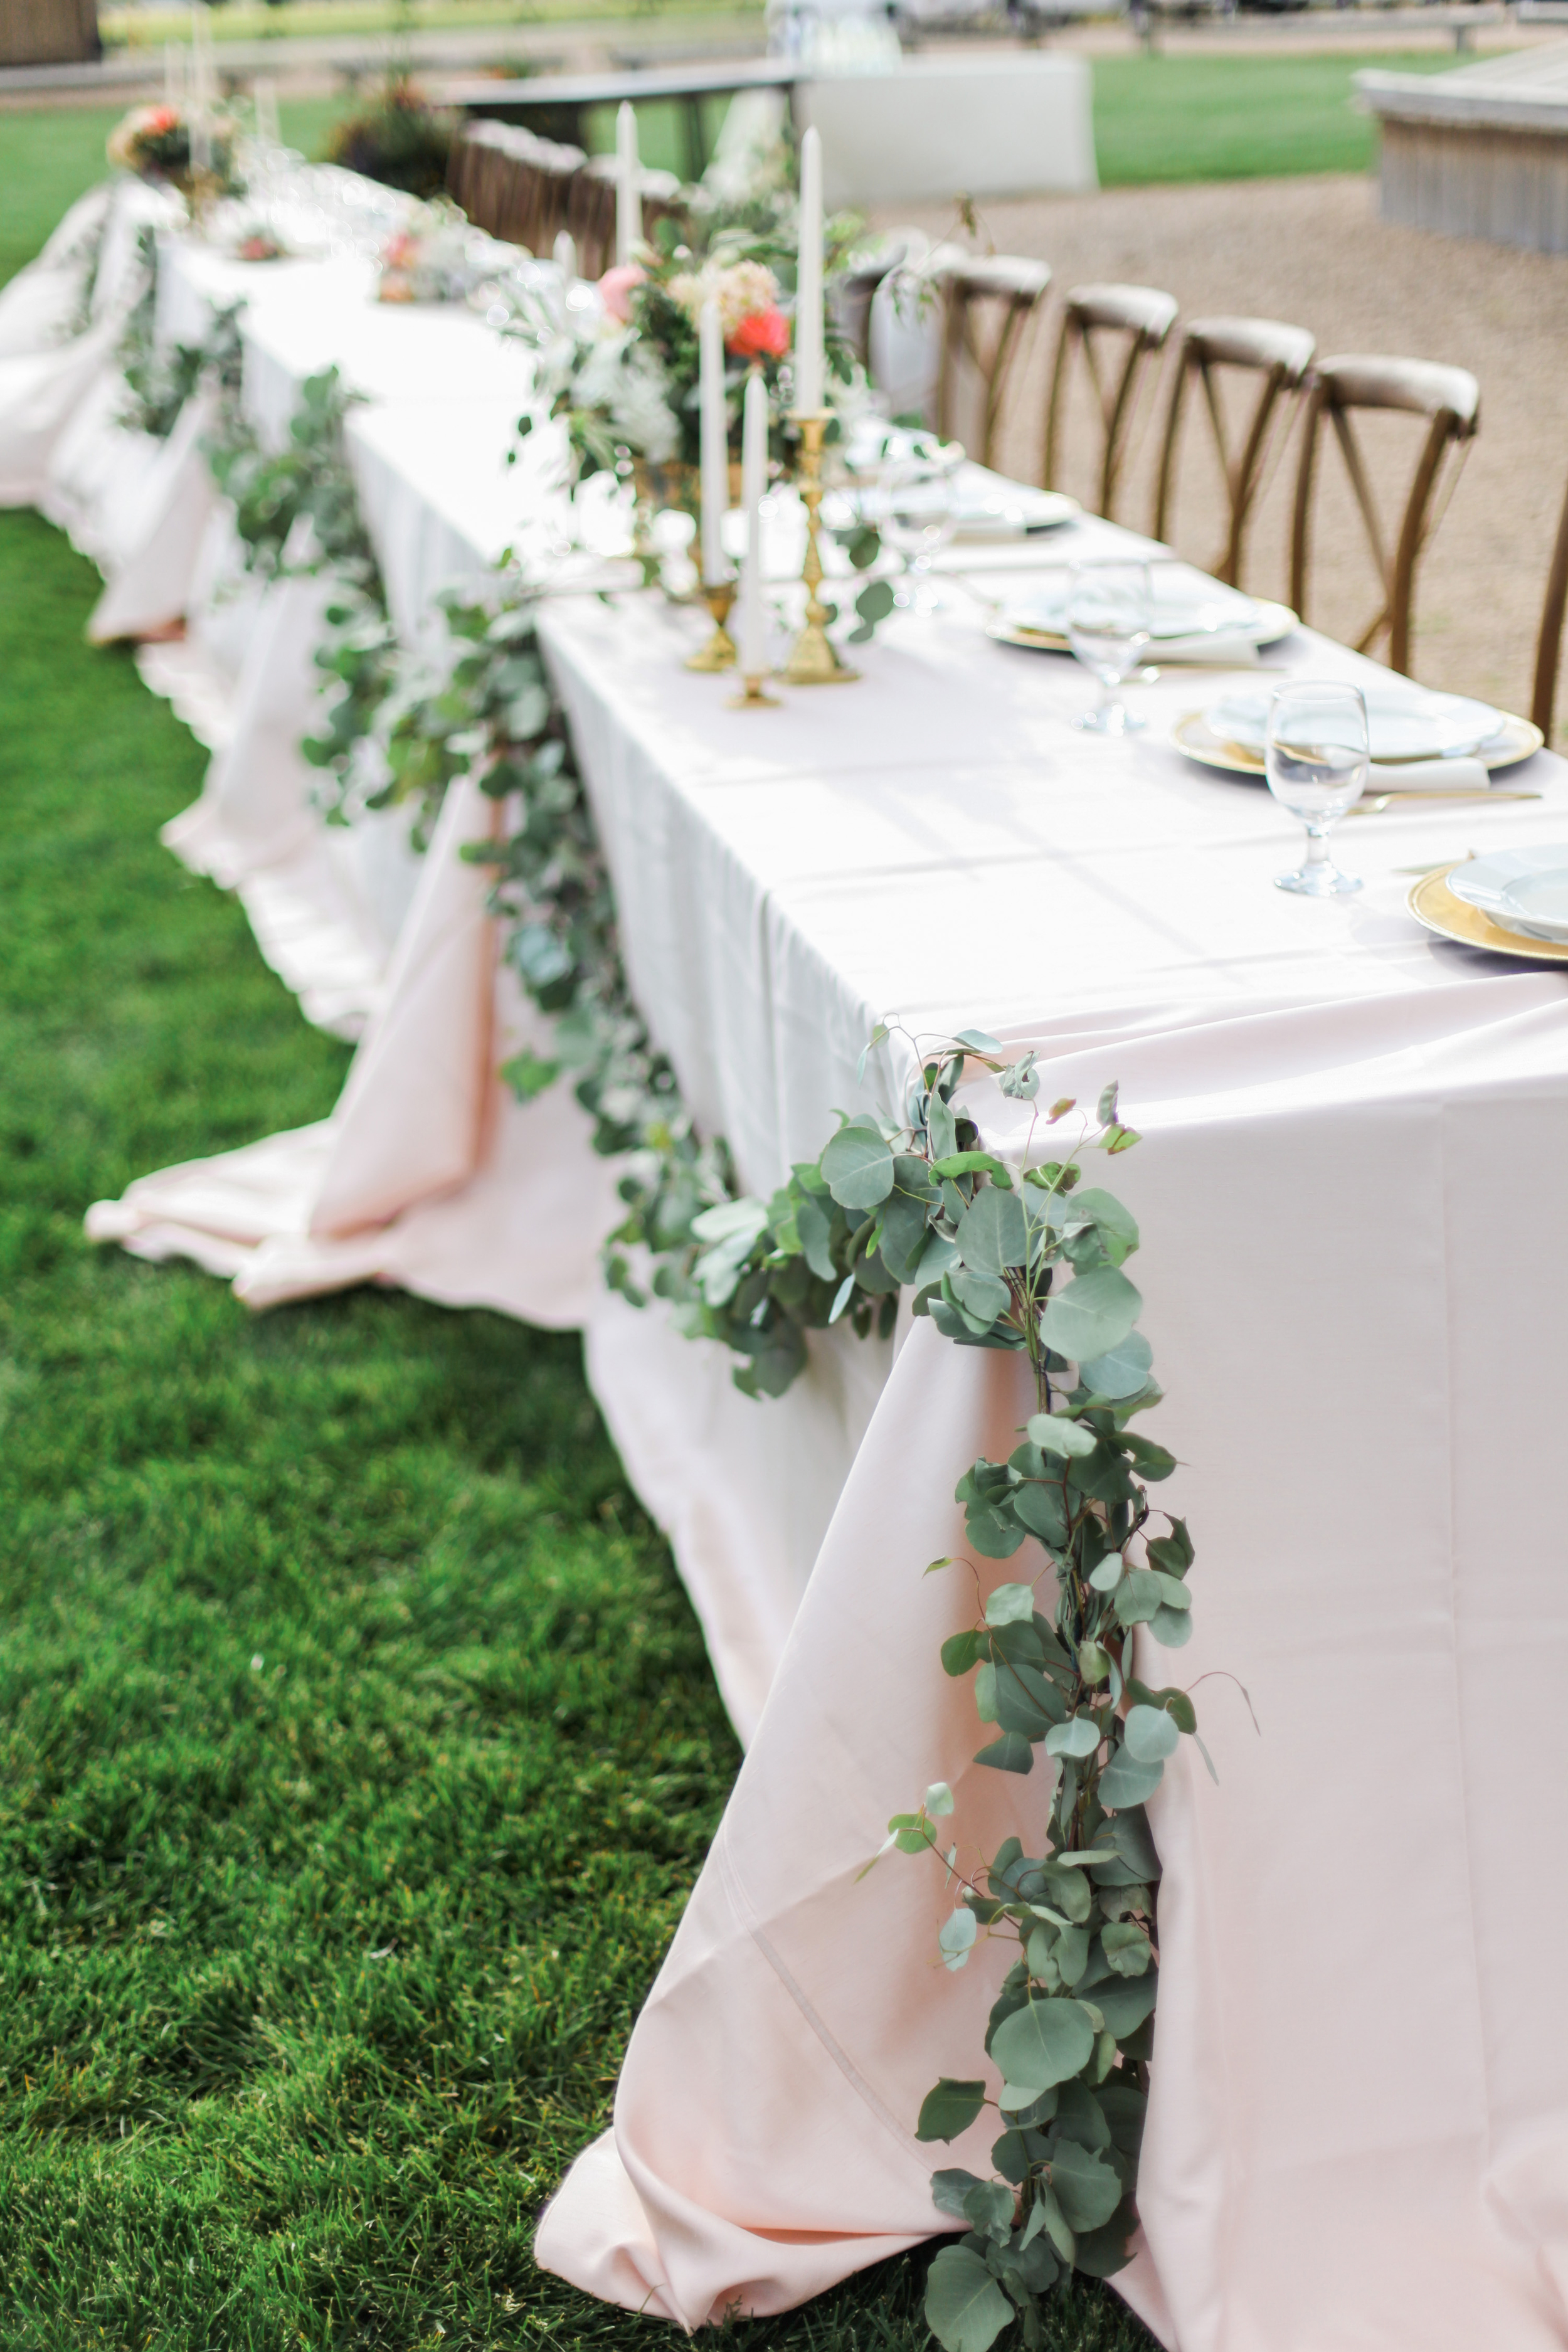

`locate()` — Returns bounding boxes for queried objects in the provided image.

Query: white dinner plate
[1449,844,1568,940]
[1207,681,1508,764]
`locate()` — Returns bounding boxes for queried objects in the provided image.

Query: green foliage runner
[108,269,1207,2351]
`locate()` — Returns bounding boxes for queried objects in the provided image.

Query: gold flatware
[1348,789,1542,815]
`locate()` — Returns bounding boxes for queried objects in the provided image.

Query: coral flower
[596,263,645,322]
[727,305,790,361]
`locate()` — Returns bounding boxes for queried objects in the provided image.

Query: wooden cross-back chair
[1532,465,1568,743]
[1290,354,1480,679]
[935,255,1052,470]
[1153,315,1316,590]
[1043,282,1178,522]
[448,121,585,255]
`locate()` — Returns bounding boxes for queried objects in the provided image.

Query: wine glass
[1264,680,1369,896]
[1066,561,1152,734]
[879,451,959,614]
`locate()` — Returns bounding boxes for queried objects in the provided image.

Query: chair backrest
[829,236,908,371]
[449,120,586,255]
[1044,281,1177,522]
[1532,465,1568,744]
[935,254,1052,470]
[1290,353,1480,678]
[1153,315,1316,590]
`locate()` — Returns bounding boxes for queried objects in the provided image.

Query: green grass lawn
[0,137,1164,2352]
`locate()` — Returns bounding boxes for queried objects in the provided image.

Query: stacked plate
[1207,681,1508,764]
[1177,678,1544,783]
[1448,846,1568,943]
[990,566,1294,658]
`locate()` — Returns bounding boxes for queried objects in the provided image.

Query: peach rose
[727,306,790,361]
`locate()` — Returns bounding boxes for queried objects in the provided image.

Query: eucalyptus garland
[116,226,245,439]
[102,287,1210,2350]
[831,1047,1202,2347]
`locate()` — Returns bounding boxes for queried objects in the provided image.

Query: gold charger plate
[990,598,1298,658]
[1408,862,1568,962]
[1172,707,1545,780]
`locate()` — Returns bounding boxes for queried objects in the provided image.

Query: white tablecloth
[72,215,1568,2352]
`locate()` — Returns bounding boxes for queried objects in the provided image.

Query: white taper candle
[795,125,824,415]
[615,102,641,268]
[698,299,727,588]
[739,367,769,677]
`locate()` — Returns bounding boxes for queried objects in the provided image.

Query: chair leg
[1532,474,1568,741]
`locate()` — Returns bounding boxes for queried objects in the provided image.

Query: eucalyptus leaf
[965,1505,1026,1560]
[1077,1331,1153,1402]
[820,1123,896,1211]
[989,1998,1097,2094]
[930,2168,985,2221]
[974,1732,1034,1774]
[1067,1187,1140,1263]
[1085,1971,1158,2038]
[1122,1704,1181,1764]
[924,2245,1014,2352]
[984,1582,1036,1628]
[1046,2138,1123,2233]
[1044,1715,1101,1761]
[1098,1748,1164,1808]
[1150,1604,1195,1648]
[1038,1264,1143,1363]
[956,1187,1029,1276]
[939,1908,978,1971]
[1024,1412,1098,1461]
[1099,1922,1152,1978]
[918,2082,988,2144]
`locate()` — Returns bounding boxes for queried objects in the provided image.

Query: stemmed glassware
[1066,561,1152,734]
[879,448,959,614]
[1264,680,1369,896]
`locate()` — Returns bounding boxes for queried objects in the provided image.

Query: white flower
[666,258,780,338]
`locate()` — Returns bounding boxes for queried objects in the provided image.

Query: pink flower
[597,263,645,323]
[727,305,790,361]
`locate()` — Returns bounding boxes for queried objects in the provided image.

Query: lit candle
[615,102,641,269]
[795,124,824,416]
[699,299,727,588]
[739,366,769,677]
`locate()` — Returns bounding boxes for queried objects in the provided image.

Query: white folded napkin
[1149,631,1259,667]
[1365,756,1492,794]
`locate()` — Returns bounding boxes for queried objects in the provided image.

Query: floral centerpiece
[374,204,514,305]
[107,102,238,196]
[507,202,869,497]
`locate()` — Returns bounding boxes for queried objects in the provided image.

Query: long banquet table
[77,216,1568,2351]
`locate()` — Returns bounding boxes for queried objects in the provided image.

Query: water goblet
[879,451,959,615]
[1264,680,1369,896]
[1066,561,1153,733]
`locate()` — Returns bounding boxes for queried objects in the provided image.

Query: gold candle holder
[780,411,857,686]
[728,672,780,709]
[686,580,738,672]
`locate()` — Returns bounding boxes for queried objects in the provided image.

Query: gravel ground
[872,174,1568,732]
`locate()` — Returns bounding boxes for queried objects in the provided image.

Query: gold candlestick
[728,672,780,709]
[780,411,857,686]
[686,580,738,672]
